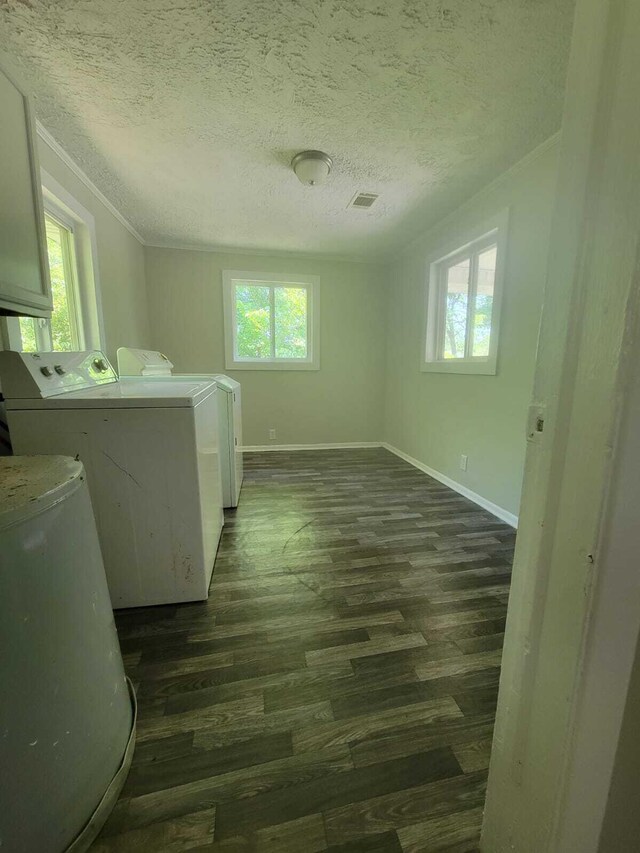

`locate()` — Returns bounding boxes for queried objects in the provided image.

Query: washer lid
[0,455,84,529]
[6,378,217,410]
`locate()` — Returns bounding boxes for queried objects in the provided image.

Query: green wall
[383,140,560,518]
[143,247,386,447]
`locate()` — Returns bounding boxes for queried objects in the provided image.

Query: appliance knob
[54,365,66,375]
[93,358,108,372]
[40,366,53,377]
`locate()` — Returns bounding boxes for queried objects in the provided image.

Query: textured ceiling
[0,0,575,259]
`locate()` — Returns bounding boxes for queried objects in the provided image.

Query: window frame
[422,208,509,376]
[21,211,84,352]
[222,270,320,371]
[4,169,105,354]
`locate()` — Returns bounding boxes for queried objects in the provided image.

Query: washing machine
[117,347,243,508]
[0,350,224,609]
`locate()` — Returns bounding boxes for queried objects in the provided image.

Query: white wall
[598,632,640,851]
[383,139,560,519]
[143,247,386,447]
[482,0,640,848]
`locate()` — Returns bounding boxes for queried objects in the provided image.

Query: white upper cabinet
[0,65,51,317]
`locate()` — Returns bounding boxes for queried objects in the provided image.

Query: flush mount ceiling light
[291,150,333,186]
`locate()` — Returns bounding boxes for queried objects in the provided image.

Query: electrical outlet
[460,454,468,471]
[269,429,276,440]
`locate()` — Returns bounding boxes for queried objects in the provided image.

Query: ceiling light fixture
[291,150,333,186]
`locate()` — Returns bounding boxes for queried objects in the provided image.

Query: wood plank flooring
[93,448,514,853]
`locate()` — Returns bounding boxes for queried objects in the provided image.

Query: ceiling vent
[348,192,379,210]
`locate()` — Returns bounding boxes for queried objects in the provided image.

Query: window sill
[225,359,319,371]
[421,358,497,376]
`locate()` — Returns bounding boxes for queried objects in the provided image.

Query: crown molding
[391,130,562,262]
[142,239,374,264]
[35,121,377,263]
[35,121,145,245]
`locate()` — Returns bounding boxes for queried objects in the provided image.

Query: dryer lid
[214,374,240,392]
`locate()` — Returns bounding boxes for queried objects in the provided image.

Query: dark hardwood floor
[93,448,514,852]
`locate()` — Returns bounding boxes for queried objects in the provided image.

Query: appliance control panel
[0,350,118,399]
[117,347,174,377]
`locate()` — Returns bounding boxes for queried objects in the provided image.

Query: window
[223,271,320,370]
[5,169,104,354]
[423,210,508,375]
[19,214,82,352]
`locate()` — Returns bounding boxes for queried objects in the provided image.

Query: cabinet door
[0,65,51,317]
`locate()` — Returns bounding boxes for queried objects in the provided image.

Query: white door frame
[482,0,640,850]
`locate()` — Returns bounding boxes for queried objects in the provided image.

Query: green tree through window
[19,215,79,352]
[275,287,307,358]
[440,244,497,360]
[236,285,271,358]
[18,316,38,352]
[235,282,308,360]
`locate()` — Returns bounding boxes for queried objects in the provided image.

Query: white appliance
[0,350,224,609]
[117,347,243,508]
[0,455,135,852]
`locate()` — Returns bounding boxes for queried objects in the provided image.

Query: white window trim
[222,270,320,371]
[422,208,509,376]
[4,170,105,353]
[42,210,82,350]
[41,169,105,350]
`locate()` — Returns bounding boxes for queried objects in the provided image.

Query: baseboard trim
[241,442,383,452]
[241,440,518,526]
[382,442,518,528]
